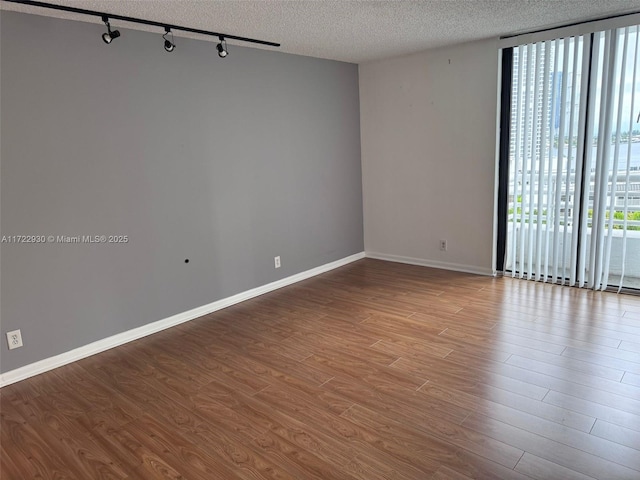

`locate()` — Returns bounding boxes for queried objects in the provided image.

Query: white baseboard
[365,251,495,276]
[0,251,365,388]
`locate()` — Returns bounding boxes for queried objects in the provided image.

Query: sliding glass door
[501,25,640,291]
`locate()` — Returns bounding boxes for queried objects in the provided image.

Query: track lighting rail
[2,0,281,48]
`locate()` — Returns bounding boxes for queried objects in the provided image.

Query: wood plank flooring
[2,258,640,479]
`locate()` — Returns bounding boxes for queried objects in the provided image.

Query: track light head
[217,37,228,58]
[102,30,121,44]
[101,16,120,44]
[163,27,175,52]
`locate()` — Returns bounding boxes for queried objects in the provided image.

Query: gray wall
[0,12,363,373]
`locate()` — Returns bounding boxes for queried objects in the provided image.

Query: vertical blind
[505,26,640,291]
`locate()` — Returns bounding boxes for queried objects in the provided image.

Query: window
[498,26,640,291]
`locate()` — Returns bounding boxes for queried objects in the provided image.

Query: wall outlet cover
[6,330,23,350]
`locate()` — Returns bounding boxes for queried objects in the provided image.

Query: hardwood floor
[2,258,640,479]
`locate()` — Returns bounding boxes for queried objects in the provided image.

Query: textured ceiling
[3,0,640,63]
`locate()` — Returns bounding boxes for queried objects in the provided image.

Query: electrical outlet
[6,329,23,350]
[274,256,281,269]
[440,240,447,251]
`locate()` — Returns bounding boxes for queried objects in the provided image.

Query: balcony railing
[506,170,640,288]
